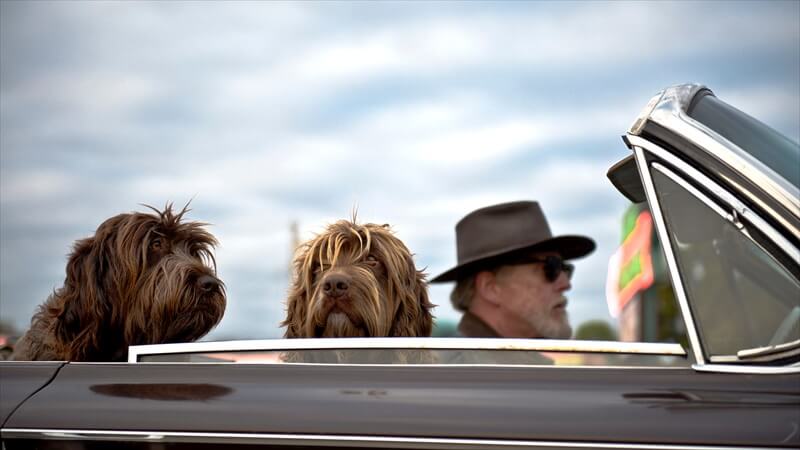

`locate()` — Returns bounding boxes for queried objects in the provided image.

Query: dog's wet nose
[197,275,221,292]
[323,274,350,298]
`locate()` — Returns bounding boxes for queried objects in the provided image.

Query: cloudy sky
[1,1,798,340]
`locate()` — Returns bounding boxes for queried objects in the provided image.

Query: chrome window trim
[627,135,799,264]
[632,145,706,365]
[127,338,686,363]
[692,364,800,375]
[113,362,692,370]
[633,84,800,237]
[631,138,800,374]
[651,163,731,220]
[650,161,799,266]
[0,428,780,450]
[628,90,664,135]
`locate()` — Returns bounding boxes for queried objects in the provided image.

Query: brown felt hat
[430,201,595,283]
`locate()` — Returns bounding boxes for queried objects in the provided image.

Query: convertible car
[2,83,798,449]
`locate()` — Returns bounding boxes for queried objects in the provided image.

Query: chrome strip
[165,363,691,370]
[629,90,664,135]
[651,162,798,266]
[738,338,800,359]
[128,338,686,363]
[692,364,800,375]
[644,86,800,235]
[631,146,706,366]
[652,163,731,218]
[0,428,780,450]
[628,134,799,264]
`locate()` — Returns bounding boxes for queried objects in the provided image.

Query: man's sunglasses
[520,255,574,282]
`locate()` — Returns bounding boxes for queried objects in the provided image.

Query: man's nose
[555,272,571,291]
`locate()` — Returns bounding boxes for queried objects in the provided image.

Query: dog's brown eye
[365,255,380,267]
[150,238,163,251]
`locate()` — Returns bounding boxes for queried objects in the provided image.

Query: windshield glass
[688,94,800,190]
[651,165,800,358]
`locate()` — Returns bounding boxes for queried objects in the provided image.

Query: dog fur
[283,219,433,338]
[12,204,226,362]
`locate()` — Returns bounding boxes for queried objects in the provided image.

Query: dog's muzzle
[197,274,223,294]
[322,273,351,300]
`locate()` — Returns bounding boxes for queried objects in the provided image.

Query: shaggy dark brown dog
[12,204,226,362]
[283,220,434,338]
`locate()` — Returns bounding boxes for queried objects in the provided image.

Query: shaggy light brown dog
[283,220,433,338]
[12,204,226,362]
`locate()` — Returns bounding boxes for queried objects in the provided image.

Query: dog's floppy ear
[52,239,98,348]
[52,230,114,359]
[282,285,308,338]
[282,248,312,338]
[390,265,435,337]
[411,269,435,336]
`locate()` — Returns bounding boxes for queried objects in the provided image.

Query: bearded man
[431,201,595,339]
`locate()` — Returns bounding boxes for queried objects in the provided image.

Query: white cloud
[1,0,797,338]
[0,170,76,203]
[210,1,799,109]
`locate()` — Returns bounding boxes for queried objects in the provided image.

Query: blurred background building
[607,204,686,346]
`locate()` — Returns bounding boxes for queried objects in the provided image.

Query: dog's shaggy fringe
[283,219,434,339]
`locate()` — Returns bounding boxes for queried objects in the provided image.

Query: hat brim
[430,235,596,283]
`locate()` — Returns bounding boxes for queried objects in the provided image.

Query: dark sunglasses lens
[544,256,573,282]
[563,262,574,279]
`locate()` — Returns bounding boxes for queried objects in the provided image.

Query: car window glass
[137,348,688,367]
[650,166,800,358]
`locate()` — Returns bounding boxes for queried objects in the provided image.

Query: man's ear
[474,270,501,306]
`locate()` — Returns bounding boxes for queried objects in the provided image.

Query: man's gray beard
[531,310,572,339]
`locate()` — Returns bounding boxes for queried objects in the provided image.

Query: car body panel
[5,363,800,448]
[0,362,64,426]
